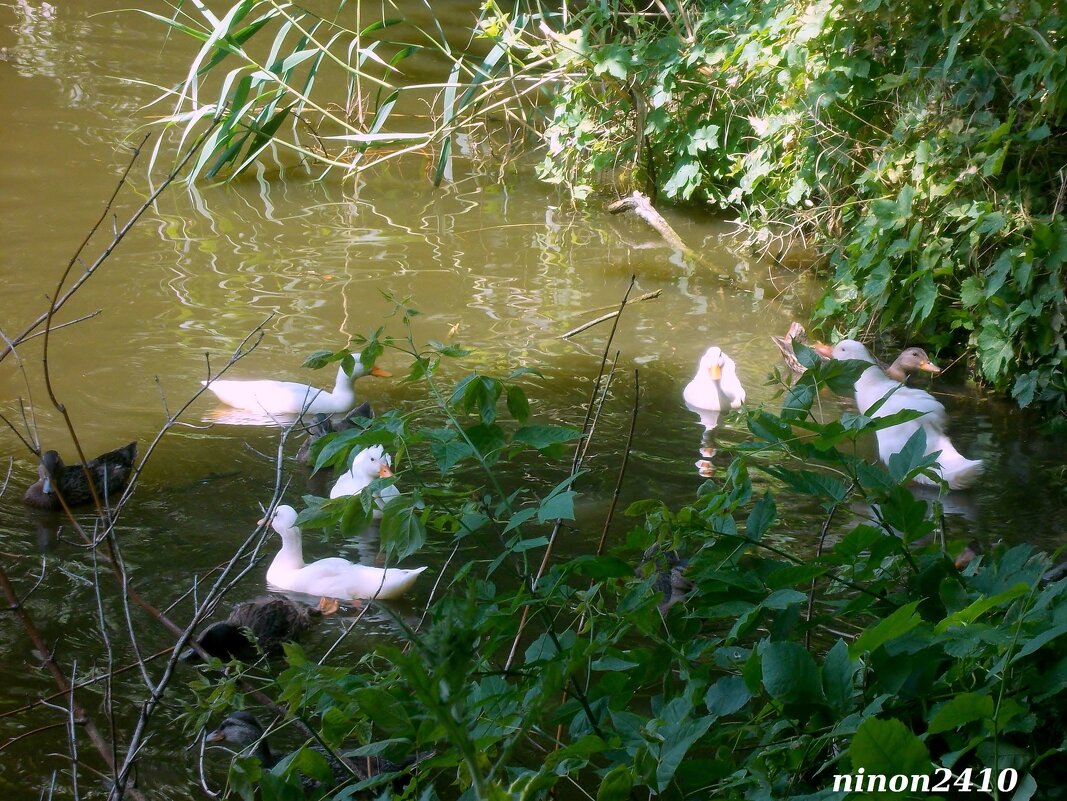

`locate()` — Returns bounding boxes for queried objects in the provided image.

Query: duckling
[23,442,137,510]
[181,596,315,664]
[295,401,374,466]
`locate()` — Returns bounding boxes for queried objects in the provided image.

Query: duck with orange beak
[201,353,390,416]
[683,346,746,411]
[329,445,400,517]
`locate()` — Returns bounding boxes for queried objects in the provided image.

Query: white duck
[683,346,746,411]
[202,357,390,416]
[329,445,400,516]
[831,339,983,490]
[261,505,426,600]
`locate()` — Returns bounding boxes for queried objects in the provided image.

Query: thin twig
[557,290,661,339]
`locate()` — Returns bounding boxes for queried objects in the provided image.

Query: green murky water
[0,2,1062,797]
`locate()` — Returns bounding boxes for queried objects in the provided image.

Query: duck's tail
[926,434,984,490]
[376,566,428,599]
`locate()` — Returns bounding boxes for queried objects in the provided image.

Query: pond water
[0,2,1063,798]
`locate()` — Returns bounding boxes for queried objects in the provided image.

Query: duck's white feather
[329,446,400,517]
[264,505,425,600]
[833,339,983,490]
[683,346,746,411]
[203,362,374,416]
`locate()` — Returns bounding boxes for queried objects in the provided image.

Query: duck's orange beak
[205,729,225,743]
[370,366,392,377]
[256,516,268,526]
[919,360,942,375]
[812,342,834,358]
[378,464,393,478]
[708,364,722,381]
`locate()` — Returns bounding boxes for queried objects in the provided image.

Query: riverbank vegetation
[144,0,1066,418]
[186,325,1066,800]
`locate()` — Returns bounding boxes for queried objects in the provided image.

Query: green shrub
[190,339,1067,800]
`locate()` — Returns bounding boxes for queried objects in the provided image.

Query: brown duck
[181,596,315,664]
[23,442,137,510]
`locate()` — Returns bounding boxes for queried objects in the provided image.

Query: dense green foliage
[188,335,1067,800]
[527,0,1067,416]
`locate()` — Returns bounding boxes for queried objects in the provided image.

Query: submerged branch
[608,191,694,256]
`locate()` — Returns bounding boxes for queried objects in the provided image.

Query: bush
[190,337,1067,800]
[530,0,1067,418]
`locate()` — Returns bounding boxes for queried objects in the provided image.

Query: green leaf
[927,691,994,734]
[705,675,751,718]
[848,717,930,775]
[1012,371,1038,408]
[379,496,426,560]
[654,699,715,791]
[822,640,857,714]
[886,427,932,482]
[428,339,471,357]
[506,385,531,424]
[349,688,411,735]
[429,438,473,474]
[513,425,581,451]
[568,555,633,579]
[596,765,633,801]
[745,491,776,540]
[537,490,575,523]
[302,349,343,369]
[761,641,825,705]
[592,44,631,80]
[849,601,921,658]
[502,507,537,534]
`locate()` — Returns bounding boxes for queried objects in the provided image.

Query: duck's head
[258,505,299,535]
[895,347,941,375]
[830,339,876,364]
[698,346,729,381]
[344,354,392,381]
[206,711,265,747]
[38,451,63,494]
[351,445,393,479]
